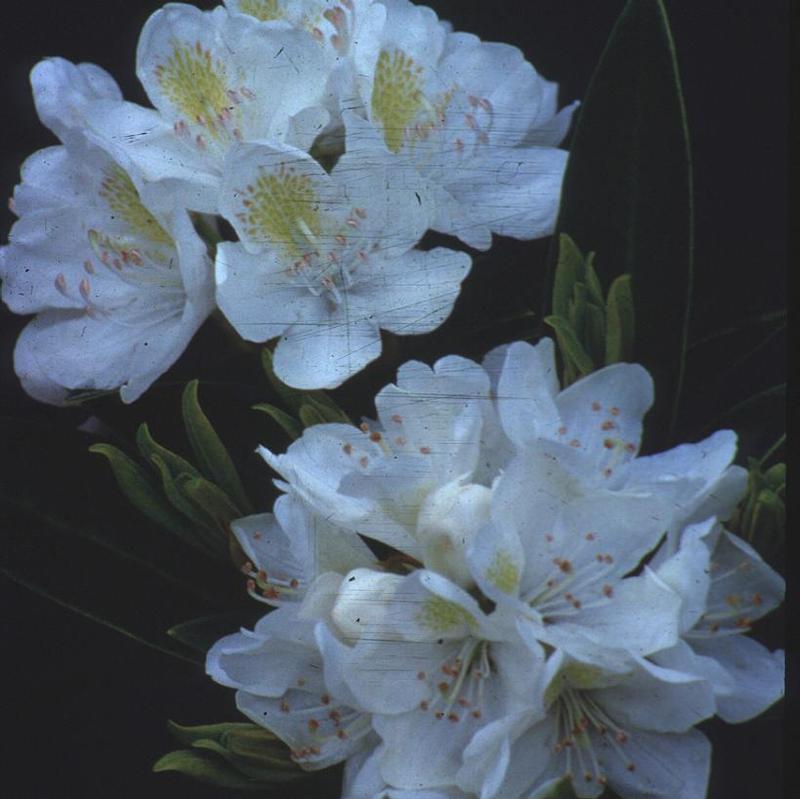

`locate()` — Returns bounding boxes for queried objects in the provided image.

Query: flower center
[372,49,426,153]
[690,557,762,636]
[99,166,172,245]
[550,685,636,789]
[155,41,252,149]
[241,560,304,605]
[54,167,182,322]
[239,166,375,305]
[416,638,491,724]
[239,0,283,20]
[522,532,618,622]
[278,683,372,764]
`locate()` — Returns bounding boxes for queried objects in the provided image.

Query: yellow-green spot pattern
[99,166,172,245]
[371,49,424,153]
[417,595,475,634]
[238,0,283,21]
[243,167,322,258]
[156,41,230,138]
[486,550,520,594]
[544,662,606,707]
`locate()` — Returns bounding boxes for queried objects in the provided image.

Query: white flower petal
[495,339,561,450]
[602,728,711,799]
[594,658,715,733]
[555,362,654,470]
[691,634,784,723]
[438,144,568,247]
[31,57,121,146]
[273,316,382,389]
[361,248,471,337]
[215,241,311,342]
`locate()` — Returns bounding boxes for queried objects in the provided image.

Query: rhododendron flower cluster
[208,339,784,799]
[1,0,573,398]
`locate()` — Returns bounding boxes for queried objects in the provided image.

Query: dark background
[0,1,787,797]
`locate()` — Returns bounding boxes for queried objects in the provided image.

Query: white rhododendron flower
[260,352,497,575]
[317,567,540,790]
[85,3,333,212]
[653,518,785,723]
[205,335,784,799]
[350,0,576,249]
[0,58,214,404]
[232,492,375,606]
[490,339,745,532]
[461,650,715,799]
[215,117,470,388]
[208,578,376,769]
[467,447,682,669]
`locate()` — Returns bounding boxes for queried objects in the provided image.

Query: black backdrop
[0,1,787,797]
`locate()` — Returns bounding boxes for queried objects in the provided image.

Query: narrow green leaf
[136,423,200,480]
[552,234,585,319]
[252,403,302,440]
[88,444,190,539]
[568,281,588,335]
[712,383,785,427]
[181,380,253,514]
[301,394,351,425]
[556,0,693,448]
[167,721,266,748]
[167,614,252,654]
[1,567,200,666]
[689,309,786,350]
[191,739,301,782]
[298,403,328,429]
[536,778,578,799]
[179,476,242,541]
[584,302,607,365]
[584,255,605,307]
[605,274,635,364]
[153,749,267,790]
[545,315,595,378]
[149,454,220,552]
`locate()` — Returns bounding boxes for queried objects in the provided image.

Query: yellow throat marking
[238,0,284,21]
[371,49,425,153]
[242,166,322,258]
[157,41,231,137]
[99,166,172,245]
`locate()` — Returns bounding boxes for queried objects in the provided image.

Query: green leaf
[167,721,262,747]
[179,475,242,539]
[301,394,351,425]
[605,274,635,364]
[136,423,200,480]
[191,739,301,782]
[545,315,595,377]
[298,403,328,429]
[252,403,303,440]
[149,454,220,554]
[556,0,693,448]
[552,234,585,319]
[584,301,607,365]
[153,749,268,790]
[88,444,190,539]
[584,254,605,308]
[159,721,303,789]
[1,567,201,666]
[536,778,578,799]
[167,614,253,654]
[181,380,253,514]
